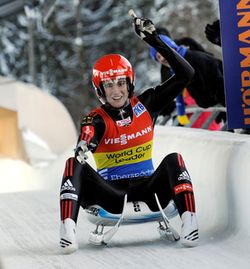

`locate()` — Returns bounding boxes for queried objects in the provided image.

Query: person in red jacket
[59,16,199,253]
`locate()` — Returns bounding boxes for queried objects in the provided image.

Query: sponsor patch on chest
[116,116,131,127]
[133,102,146,117]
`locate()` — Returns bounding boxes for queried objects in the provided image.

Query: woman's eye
[103,83,113,88]
[118,81,126,87]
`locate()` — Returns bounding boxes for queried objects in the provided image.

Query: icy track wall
[153,126,250,238]
[0,76,77,155]
[1,76,250,240]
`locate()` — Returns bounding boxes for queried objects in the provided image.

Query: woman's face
[102,77,129,108]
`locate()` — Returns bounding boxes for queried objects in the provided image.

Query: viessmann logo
[102,68,127,76]
[104,126,152,145]
[174,183,193,195]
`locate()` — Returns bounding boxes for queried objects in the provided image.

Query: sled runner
[85,193,180,245]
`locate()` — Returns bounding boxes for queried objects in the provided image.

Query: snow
[1,81,250,268]
[1,129,250,269]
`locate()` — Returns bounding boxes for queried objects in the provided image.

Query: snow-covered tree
[0,0,219,126]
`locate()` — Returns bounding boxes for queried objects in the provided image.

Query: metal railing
[156,105,227,131]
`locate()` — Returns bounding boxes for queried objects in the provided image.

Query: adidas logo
[61,179,76,192]
[183,229,199,242]
[178,171,191,181]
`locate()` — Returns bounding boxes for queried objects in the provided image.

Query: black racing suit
[60,34,196,222]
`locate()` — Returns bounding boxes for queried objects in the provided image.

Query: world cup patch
[133,102,146,117]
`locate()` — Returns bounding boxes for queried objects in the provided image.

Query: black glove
[205,20,221,47]
[133,17,157,43]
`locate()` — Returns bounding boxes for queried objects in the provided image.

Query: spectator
[150,30,225,129]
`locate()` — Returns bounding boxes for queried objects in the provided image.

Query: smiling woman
[92,54,135,106]
[59,15,199,253]
[102,77,129,109]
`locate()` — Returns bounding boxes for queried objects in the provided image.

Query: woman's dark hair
[156,27,171,38]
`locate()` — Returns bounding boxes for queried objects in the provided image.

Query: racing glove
[133,17,157,43]
[205,20,221,47]
[75,140,89,164]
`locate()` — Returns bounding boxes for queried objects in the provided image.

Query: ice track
[1,126,250,268]
[1,189,249,269]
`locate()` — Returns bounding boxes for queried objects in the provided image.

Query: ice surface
[1,126,250,269]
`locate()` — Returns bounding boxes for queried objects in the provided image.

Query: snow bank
[0,158,43,193]
[153,125,250,237]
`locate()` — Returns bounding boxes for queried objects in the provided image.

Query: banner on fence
[219,0,250,129]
